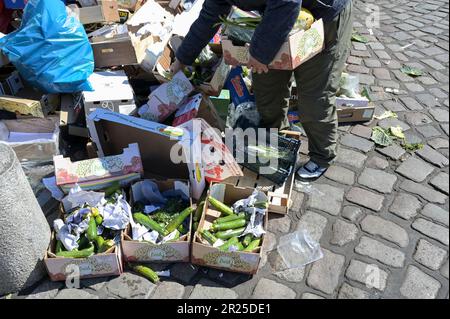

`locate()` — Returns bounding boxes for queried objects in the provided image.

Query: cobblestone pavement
[10,0,449,299]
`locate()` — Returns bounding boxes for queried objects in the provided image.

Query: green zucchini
[56,243,95,258]
[133,213,169,237]
[242,234,254,247]
[211,218,247,232]
[95,215,103,226]
[200,230,218,245]
[207,196,234,216]
[218,237,239,251]
[165,207,194,233]
[214,213,246,224]
[94,236,105,252]
[215,227,245,240]
[86,217,97,241]
[243,238,261,252]
[133,265,160,283]
[193,201,205,222]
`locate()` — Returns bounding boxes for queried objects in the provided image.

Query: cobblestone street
[12,0,449,299]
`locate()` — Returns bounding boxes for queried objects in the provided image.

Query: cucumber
[242,234,254,247]
[214,213,246,224]
[193,201,205,222]
[215,227,245,240]
[94,236,105,252]
[236,242,245,251]
[243,238,261,252]
[133,265,160,283]
[207,196,234,216]
[165,206,194,233]
[211,218,247,232]
[200,230,218,245]
[218,237,239,251]
[133,213,169,237]
[56,243,95,258]
[86,217,97,241]
[193,221,199,232]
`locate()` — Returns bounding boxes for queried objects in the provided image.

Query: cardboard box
[222,130,300,215]
[138,71,193,122]
[337,105,375,123]
[336,95,370,108]
[90,25,156,68]
[0,86,60,118]
[191,183,267,274]
[122,179,193,263]
[222,19,325,71]
[172,93,225,131]
[54,143,144,193]
[82,70,137,117]
[68,1,120,25]
[153,35,232,96]
[87,109,243,199]
[0,115,59,162]
[45,231,123,281]
[0,69,23,96]
[116,0,145,11]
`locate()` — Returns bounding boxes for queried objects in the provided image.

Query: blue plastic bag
[0,0,93,93]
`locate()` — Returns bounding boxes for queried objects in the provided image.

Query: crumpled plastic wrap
[100,195,131,230]
[233,190,268,238]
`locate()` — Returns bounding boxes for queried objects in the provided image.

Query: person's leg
[252,70,293,130]
[295,1,353,170]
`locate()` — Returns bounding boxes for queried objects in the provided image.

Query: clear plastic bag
[277,230,323,268]
[337,73,360,98]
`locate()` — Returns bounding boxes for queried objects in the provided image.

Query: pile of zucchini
[199,196,262,253]
[132,196,194,242]
[55,186,124,258]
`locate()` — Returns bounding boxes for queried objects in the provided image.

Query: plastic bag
[0,0,94,93]
[227,102,261,129]
[337,73,360,98]
[277,230,323,268]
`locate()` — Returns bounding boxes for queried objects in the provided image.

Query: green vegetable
[167,230,181,242]
[242,234,254,247]
[193,201,205,222]
[400,65,423,77]
[177,224,187,234]
[207,196,234,216]
[166,207,194,233]
[243,238,261,252]
[219,237,240,251]
[351,33,369,43]
[215,227,245,240]
[236,242,245,251]
[214,213,246,224]
[78,235,90,250]
[87,217,98,242]
[95,215,103,226]
[132,265,160,283]
[211,218,247,232]
[371,126,394,147]
[133,213,169,237]
[104,181,121,197]
[94,236,105,252]
[193,221,199,232]
[100,239,115,253]
[55,240,64,254]
[56,243,95,258]
[201,230,218,245]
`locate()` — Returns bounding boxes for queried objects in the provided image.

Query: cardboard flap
[87,109,189,180]
[54,143,143,186]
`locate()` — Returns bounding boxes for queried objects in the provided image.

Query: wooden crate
[222,131,301,215]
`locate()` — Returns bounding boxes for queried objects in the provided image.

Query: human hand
[247,54,269,74]
[170,58,186,75]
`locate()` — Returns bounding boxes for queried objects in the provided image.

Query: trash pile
[0,0,372,281]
